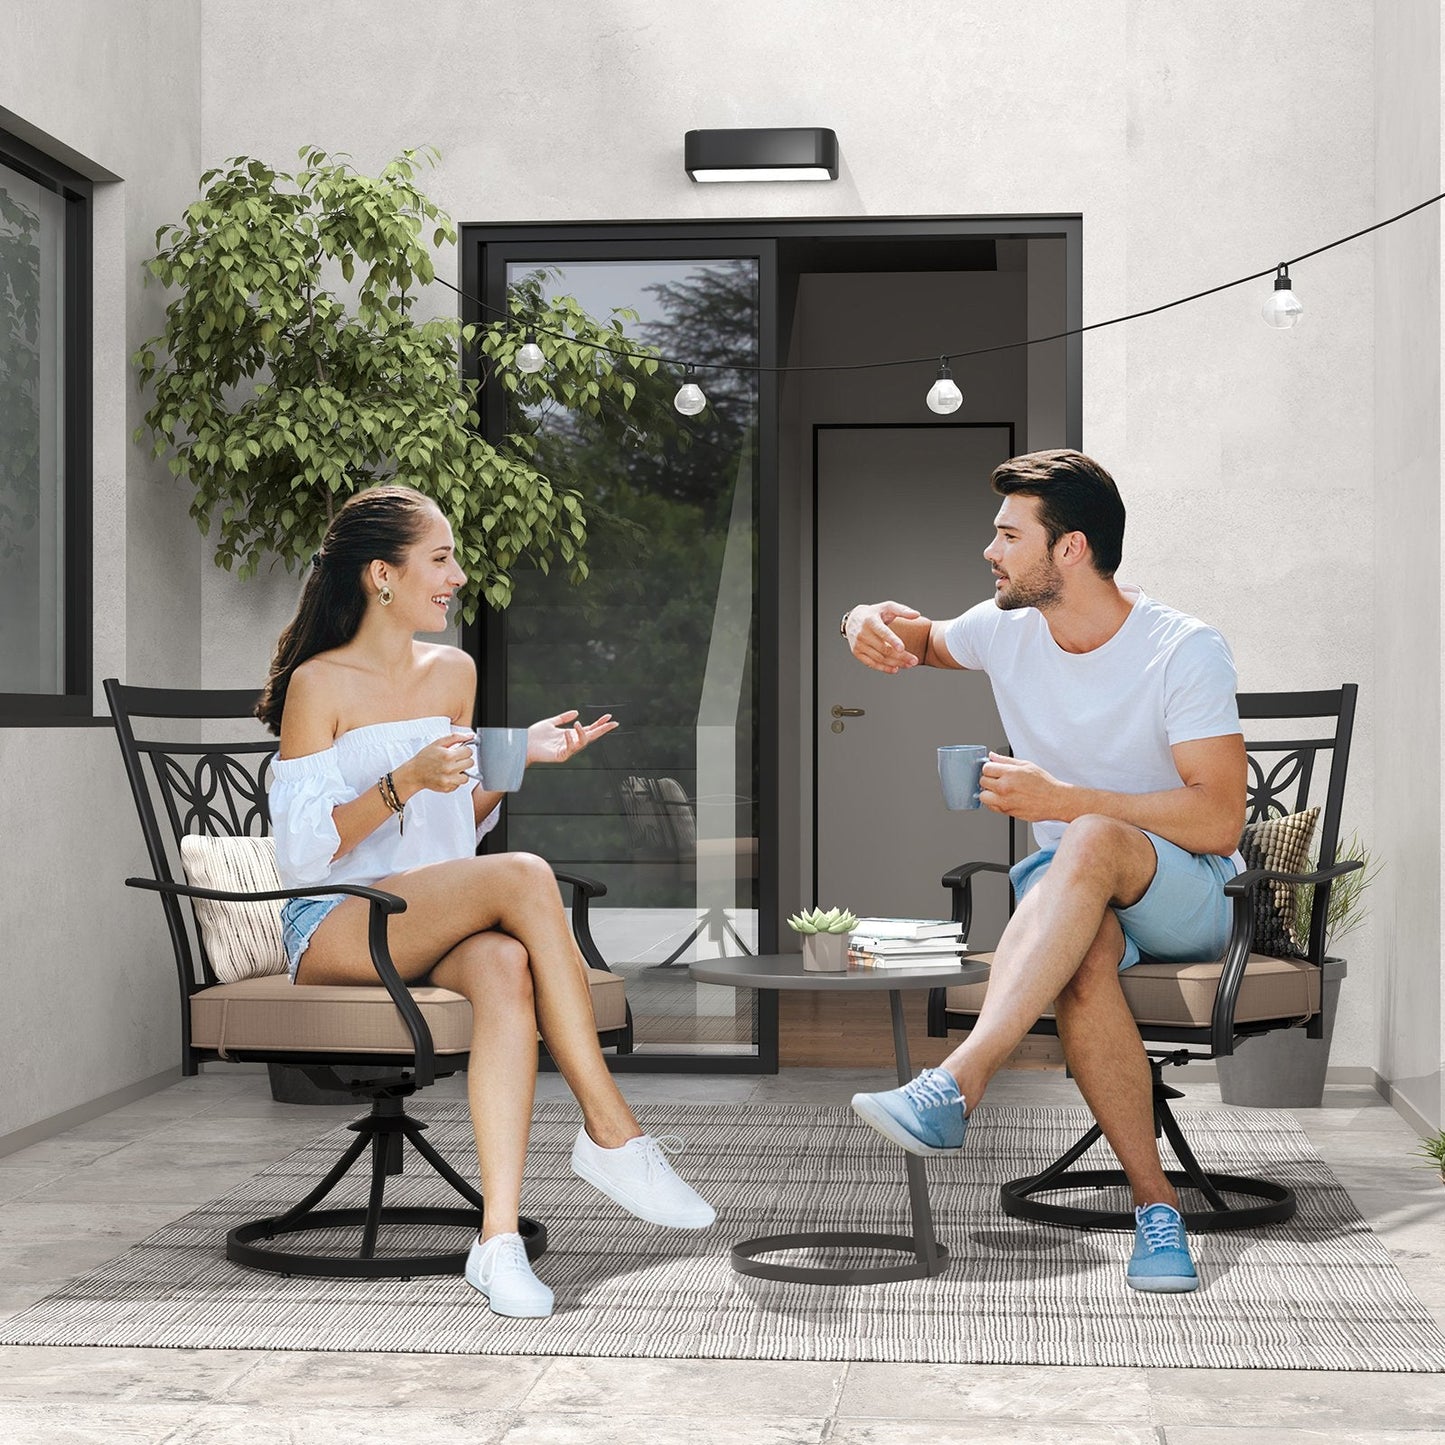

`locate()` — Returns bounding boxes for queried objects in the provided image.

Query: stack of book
[847,917,969,969]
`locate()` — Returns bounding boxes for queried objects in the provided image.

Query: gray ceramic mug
[475,728,528,792]
[938,744,989,810]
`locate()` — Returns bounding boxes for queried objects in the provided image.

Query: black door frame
[460,216,1082,1073]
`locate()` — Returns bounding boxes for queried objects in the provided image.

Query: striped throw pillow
[1237,807,1320,957]
[178,834,288,983]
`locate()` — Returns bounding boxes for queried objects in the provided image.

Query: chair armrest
[1222,859,1363,897]
[940,860,1012,935]
[551,869,608,901]
[940,860,1011,888]
[126,877,440,1089]
[125,877,407,908]
[1208,858,1363,1055]
[551,868,611,973]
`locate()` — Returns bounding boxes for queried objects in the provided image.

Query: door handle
[831,706,866,718]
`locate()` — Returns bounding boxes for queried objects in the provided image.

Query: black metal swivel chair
[928,685,1360,1232]
[107,679,632,1279]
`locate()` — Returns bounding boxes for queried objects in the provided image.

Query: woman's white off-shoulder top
[268,716,502,894]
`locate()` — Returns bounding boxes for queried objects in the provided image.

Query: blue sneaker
[1126,1203,1199,1292]
[851,1067,967,1155]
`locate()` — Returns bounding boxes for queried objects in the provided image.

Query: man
[845,449,1246,1293]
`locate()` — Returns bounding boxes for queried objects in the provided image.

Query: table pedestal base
[687,961,987,1289]
[731,1230,949,1284]
[730,988,952,1285]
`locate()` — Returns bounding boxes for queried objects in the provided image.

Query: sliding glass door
[471,239,775,1065]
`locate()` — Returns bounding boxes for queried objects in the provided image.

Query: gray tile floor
[1,1065,1443,1445]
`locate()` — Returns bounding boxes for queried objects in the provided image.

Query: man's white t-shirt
[941,585,1243,862]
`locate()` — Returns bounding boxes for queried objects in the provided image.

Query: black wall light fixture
[684,127,839,182]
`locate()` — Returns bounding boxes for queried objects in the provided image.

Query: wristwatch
[839,608,852,637]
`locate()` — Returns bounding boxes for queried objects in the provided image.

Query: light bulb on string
[926,357,963,415]
[674,364,707,416]
[1261,264,1303,329]
[516,331,546,373]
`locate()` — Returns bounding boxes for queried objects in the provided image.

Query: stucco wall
[196,0,1382,1069]
[1119,4,1380,1080]
[0,0,203,1136]
[2,0,1433,1137]
[1374,0,1443,1132]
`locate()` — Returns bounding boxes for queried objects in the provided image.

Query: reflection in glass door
[483,254,762,1059]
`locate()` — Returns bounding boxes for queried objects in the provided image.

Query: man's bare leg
[936,816,1155,1094]
[1052,913,1178,1208]
[933,816,1174,1203]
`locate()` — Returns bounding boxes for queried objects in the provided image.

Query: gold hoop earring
[378,583,394,607]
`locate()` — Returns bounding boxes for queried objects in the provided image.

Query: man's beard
[994,560,1064,611]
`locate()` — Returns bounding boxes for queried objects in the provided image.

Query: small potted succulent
[788,906,859,972]
[1416,1129,1445,1186]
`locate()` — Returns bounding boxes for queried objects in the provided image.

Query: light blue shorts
[1009,829,1235,971]
[280,896,346,980]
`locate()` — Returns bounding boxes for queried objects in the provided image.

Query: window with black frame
[0,135,89,722]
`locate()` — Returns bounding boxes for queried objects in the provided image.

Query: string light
[925,357,963,415]
[673,364,707,416]
[1261,264,1303,329]
[444,188,1445,406]
[515,331,546,372]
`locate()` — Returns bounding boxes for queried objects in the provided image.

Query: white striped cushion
[179,835,288,983]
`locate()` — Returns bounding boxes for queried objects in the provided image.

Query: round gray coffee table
[690,952,989,1285]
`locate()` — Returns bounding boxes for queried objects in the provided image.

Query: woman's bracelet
[377,772,405,836]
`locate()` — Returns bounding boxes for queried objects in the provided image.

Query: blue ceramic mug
[938,745,989,810]
[475,728,528,792]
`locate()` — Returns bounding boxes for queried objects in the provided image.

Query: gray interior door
[815,425,1016,941]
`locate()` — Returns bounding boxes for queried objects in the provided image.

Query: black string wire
[435,189,1445,379]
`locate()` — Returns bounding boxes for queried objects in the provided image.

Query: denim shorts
[280,896,346,980]
[1009,829,1235,971]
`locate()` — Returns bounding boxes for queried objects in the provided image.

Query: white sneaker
[570,1128,716,1229]
[464,1232,554,1318]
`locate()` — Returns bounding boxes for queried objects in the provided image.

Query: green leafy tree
[133,146,664,616]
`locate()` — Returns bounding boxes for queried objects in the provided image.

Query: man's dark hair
[990,449,1126,578]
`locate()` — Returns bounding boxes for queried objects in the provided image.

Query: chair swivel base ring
[228,1209,547,1279]
[1000,1168,1295,1234]
[731,1230,949,1285]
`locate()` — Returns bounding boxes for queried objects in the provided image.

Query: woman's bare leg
[423,932,537,1240]
[298,852,639,1148]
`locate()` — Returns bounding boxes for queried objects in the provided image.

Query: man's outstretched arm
[980,734,1247,858]
[843,601,966,674]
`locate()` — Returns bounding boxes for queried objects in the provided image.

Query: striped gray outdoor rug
[4,1100,1443,1370]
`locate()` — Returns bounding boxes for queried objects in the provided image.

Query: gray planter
[802,932,850,971]
[1216,958,1347,1109]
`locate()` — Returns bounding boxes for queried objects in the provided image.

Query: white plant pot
[802,932,850,972]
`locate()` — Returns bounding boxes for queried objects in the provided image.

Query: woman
[255,483,714,1319]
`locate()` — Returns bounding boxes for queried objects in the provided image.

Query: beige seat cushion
[943,952,1321,1029]
[192,967,628,1056]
